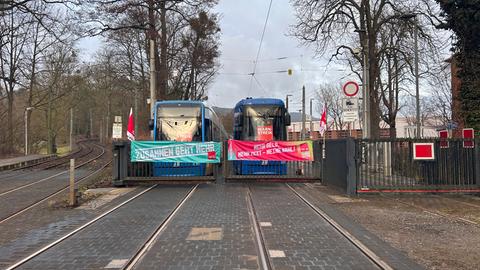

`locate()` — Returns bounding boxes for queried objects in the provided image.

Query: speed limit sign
[343,81,359,97]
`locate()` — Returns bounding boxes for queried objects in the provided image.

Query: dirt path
[307,184,480,270]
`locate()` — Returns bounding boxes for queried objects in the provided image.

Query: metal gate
[113,141,219,185]
[355,139,480,193]
[223,140,323,181]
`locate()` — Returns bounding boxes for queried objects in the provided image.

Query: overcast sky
[77,1,359,116]
[208,0,349,115]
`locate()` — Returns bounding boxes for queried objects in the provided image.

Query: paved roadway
[0,183,423,270]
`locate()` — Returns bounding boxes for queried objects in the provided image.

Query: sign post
[112,116,122,140]
[341,82,360,136]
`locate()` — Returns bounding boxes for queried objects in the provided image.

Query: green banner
[131,141,222,163]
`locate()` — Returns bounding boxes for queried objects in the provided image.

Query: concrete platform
[0,155,55,171]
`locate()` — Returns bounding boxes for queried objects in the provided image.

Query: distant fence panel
[356,139,480,192]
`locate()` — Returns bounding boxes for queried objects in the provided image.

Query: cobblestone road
[249,184,380,270]
[0,187,146,269]
[0,183,423,270]
[16,185,192,270]
[133,184,260,270]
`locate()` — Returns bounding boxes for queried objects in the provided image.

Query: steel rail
[123,185,198,270]
[0,140,86,178]
[286,184,394,270]
[0,145,108,225]
[0,143,105,197]
[246,186,272,270]
[5,184,158,270]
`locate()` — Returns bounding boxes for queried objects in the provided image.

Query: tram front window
[243,106,285,141]
[157,105,202,142]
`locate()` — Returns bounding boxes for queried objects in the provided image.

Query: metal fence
[355,139,480,192]
[223,140,323,181]
[113,141,218,186]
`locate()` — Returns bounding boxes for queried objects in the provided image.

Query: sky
[76,0,362,117]
[208,0,349,115]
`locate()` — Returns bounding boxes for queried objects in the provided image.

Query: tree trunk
[159,0,168,100]
[368,47,380,139]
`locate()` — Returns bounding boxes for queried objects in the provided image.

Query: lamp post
[355,28,370,139]
[301,86,306,140]
[286,94,293,111]
[24,107,34,155]
[400,13,420,138]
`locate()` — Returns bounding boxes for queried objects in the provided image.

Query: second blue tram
[150,100,227,176]
[233,97,291,175]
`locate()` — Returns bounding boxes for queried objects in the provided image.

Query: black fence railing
[223,140,323,181]
[113,141,218,186]
[355,138,480,192]
[113,140,324,185]
[113,138,480,193]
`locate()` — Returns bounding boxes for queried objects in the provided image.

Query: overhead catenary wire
[248,0,274,96]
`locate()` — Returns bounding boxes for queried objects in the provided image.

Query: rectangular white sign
[112,123,122,139]
[342,98,359,111]
[342,111,358,122]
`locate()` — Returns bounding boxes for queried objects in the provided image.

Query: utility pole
[100,118,103,144]
[105,116,109,143]
[301,86,306,140]
[360,30,370,139]
[24,107,33,155]
[24,110,28,155]
[286,94,292,111]
[148,0,156,121]
[69,108,73,151]
[310,98,314,138]
[414,18,420,138]
[89,109,93,138]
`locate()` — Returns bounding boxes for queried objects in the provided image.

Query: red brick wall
[288,129,392,140]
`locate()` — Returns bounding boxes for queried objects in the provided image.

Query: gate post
[475,139,480,185]
[222,141,231,183]
[345,138,358,195]
[113,141,128,186]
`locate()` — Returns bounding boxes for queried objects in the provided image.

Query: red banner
[227,140,314,161]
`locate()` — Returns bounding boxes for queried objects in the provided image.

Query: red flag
[127,107,135,141]
[319,104,327,136]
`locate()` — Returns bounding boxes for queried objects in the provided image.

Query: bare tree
[81,0,219,101]
[291,0,444,138]
[315,83,347,131]
[0,10,30,153]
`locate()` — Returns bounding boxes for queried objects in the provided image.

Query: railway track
[239,184,399,270]
[5,185,197,270]
[285,184,393,270]
[0,140,92,181]
[0,143,109,225]
[0,142,105,197]
[246,186,272,270]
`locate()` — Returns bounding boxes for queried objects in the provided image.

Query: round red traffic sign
[343,81,359,97]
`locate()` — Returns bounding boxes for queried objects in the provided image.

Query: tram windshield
[157,105,202,142]
[243,105,285,141]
